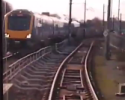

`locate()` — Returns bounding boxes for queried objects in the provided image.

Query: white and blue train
[4,9,80,51]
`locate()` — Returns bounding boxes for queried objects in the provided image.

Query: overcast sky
[5,0,125,20]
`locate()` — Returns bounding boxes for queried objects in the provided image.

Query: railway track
[48,40,98,100]
[3,39,99,100]
[3,39,77,100]
[3,40,69,73]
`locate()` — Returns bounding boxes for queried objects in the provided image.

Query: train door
[45,20,49,39]
[47,19,52,39]
[41,19,46,40]
[38,19,43,40]
[58,22,61,37]
[53,21,56,38]
[48,21,54,39]
[52,20,54,37]
[32,16,37,40]
[37,18,42,40]
[35,18,39,40]
[55,24,58,37]
[63,23,68,37]
[60,22,64,37]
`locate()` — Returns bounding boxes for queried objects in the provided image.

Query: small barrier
[55,39,68,54]
[55,39,67,51]
[3,40,68,82]
[110,32,125,51]
[3,54,13,60]
[3,46,52,82]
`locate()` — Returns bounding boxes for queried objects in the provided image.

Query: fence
[110,32,125,50]
[3,40,68,82]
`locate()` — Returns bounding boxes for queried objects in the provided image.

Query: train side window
[37,19,42,27]
[54,21,57,26]
[55,25,58,28]
[39,20,42,24]
[42,19,45,23]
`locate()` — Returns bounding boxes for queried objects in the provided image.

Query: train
[2,0,13,56]
[4,9,80,52]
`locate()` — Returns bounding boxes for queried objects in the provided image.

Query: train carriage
[4,9,69,52]
[4,9,82,52]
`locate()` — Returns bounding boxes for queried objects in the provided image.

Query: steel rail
[48,41,84,100]
[84,41,99,100]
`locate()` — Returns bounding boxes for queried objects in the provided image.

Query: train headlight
[26,34,31,38]
[5,33,9,38]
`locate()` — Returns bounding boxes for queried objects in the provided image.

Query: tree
[91,17,103,31]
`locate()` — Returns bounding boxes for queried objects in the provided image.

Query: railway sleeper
[64,76,80,79]
[25,68,48,74]
[49,53,65,58]
[42,55,52,59]
[26,67,56,74]
[20,70,55,79]
[66,69,80,72]
[19,75,49,82]
[31,63,55,68]
[20,73,52,80]
[65,73,80,76]
[60,85,84,91]
[28,65,57,72]
[30,65,58,71]
[62,83,82,87]
[14,83,49,91]
[23,71,55,77]
[65,72,80,75]
[41,57,51,62]
[61,93,90,100]
[14,79,51,88]
[36,60,47,65]
[38,60,59,65]
[21,71,46,78]
[62,82,81,86]
[62,95,82,100]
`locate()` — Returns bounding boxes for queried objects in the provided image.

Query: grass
[94,56,105,66]
[115,51,125,61]
[94,56,118,100]
[101,42,125,61]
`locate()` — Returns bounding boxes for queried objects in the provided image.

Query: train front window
[8,15,31,31]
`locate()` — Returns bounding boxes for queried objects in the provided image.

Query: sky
[5,0,125,20]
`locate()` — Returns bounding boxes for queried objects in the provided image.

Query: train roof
[34,12,68,23]
[5,9,34,17]
[5,9,69,23]
[60,18,68,23]
[34,13,57,22]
